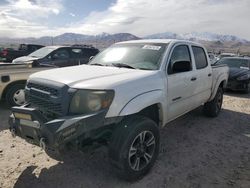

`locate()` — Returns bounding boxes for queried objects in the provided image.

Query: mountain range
[0,32,250,54]
[145,32,249,43]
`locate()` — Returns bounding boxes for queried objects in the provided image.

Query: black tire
[109,115,160,181]
[203,87,223,117]
[6,84,26,106]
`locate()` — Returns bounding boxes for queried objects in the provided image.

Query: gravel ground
[0,91,249,188]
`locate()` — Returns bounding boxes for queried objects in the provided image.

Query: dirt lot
[0,92,249,188]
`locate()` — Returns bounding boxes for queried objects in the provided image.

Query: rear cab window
[192,46,208,69]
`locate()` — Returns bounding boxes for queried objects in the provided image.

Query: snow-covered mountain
[0,32,140,45]
[145,32,249,43]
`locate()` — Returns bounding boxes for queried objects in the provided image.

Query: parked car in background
[208,52,219,64]
[216,57,250,93]
[9,39,229,180]
[0,44,44,62]
[219,52,237,59]
[0,45,99,106]
[12,45,99,67]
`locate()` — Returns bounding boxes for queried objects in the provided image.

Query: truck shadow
[14,108,250,188]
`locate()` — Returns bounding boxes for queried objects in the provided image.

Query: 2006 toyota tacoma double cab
[9,40,229,180]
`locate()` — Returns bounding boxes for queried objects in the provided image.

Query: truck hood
[30,65,161,89]
[12,56,39,63]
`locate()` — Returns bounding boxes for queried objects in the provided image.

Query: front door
[166,44,197,121]
[51,48,71,67]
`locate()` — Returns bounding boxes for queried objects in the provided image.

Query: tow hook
[39,138,46,150]
[10,128,16,138]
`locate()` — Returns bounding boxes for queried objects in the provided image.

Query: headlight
[69,90,114,115]
[237,74,250,81]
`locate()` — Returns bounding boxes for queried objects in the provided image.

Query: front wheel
[203,87,223,117]
[6,84,26,106]
[109,116,160,181]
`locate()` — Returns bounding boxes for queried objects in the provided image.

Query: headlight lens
[237,74,250,81]
[69,90,114,115]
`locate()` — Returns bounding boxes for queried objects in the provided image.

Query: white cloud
[69,13,76,17]
[0,0,63,37]
[0,0,250,39]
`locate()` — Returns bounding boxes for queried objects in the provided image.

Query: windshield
[217,58,250,69]
[89,43,167,70]
[28,46,57,58]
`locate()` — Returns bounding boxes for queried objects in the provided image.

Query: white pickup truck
[9,39,229,180]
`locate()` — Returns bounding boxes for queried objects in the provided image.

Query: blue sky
[0,0,250,39]
[47,0,117,27]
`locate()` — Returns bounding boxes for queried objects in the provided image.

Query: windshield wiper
[112,63,136,69]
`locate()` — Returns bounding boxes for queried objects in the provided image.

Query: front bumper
[9,106,108,150]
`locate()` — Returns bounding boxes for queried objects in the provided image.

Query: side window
[168,45,191,74]
[192,46,208,69]
[30,46,38,52]
[82,49,95,57]
[52,49,70,60]
[71,48,82,58]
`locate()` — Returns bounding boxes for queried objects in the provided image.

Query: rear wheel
[6,84,26,106]
[203,87,223,117]
[109,116,160,181]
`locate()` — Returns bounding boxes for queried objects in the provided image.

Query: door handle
[208,73,212,77]
[191,77,197,81]
[172,97,182,101]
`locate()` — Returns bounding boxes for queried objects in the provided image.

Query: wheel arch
[209,79,227,102]
[1,80,27,100]
[118,90,165,127]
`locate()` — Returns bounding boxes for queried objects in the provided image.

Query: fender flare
[118,90,164,118]
[209,75,227,101]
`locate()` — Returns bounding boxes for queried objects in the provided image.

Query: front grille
[27,82,59,96]
[26,80,69,119]
[28,96,63,116]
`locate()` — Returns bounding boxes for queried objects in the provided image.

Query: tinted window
[71,48,82,58]
[82,48,99,57]
[192,46,208,69]
[53,49,70,60]
[168,45,191,74]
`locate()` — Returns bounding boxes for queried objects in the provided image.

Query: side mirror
[89,56,94,61]
[172,60,191,73]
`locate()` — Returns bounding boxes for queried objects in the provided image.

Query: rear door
[70,48,84,66]
[190,46,212,105]
[81,49,97,64]
[166,44,198,121]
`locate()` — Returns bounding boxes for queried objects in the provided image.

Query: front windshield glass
[217,58,249,68]
[28,47,57,58]
[89,43,168,70]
